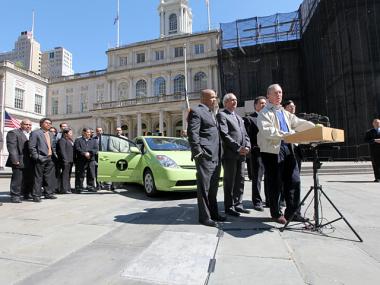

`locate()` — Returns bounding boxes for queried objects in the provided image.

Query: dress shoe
[33,197,41,202]
[236,207,250,214]
[74,188,82,194]
[212,214,227,222]
[44,195,57,199]
[253,204,264,212]
[374,179,380,183]
[273,216,287,224]
[289,215,310,223]
[11,197,22,203]
[87,187,98,192]
[23,194,33,200]
[225,209,240,217]
[199,219,217,227]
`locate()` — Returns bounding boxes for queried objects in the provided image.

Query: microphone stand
[280,143,363,242]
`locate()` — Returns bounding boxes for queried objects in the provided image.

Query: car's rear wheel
[144,169,158,197]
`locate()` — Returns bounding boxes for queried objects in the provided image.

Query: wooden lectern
[280,126,363,242]
[283,126,345,144]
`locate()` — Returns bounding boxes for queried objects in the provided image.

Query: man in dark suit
[217,93,251,217]
[56,128,74,193]
[6,119,33,203]
[187,89,226,227]
[365,118,380,182]
[29,118,57,202]
[244,96,268,211]
[74,128,99,193]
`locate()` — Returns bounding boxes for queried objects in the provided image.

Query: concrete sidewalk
[0,166,379,284]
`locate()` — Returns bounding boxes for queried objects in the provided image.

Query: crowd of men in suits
[6,118,105,203]
[187,85,315,227]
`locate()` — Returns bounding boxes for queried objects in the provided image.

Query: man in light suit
[187,89,226,227]
[6,119,33,203]
[217,93,251,217]
[29,118,57,202]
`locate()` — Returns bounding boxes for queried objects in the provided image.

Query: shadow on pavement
[327,180,376,183]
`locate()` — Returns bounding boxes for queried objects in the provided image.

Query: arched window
[118,82,129,100]
[154,77,166,96]
[169,14,177,34]
[136,80,147,98]
[194,72,207,92]
[174,75,185,94]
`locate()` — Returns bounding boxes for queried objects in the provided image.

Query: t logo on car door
[116,159,128,171]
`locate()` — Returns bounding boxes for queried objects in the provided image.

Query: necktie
[44,131,52,156]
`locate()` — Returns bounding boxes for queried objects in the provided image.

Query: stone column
[137,113,142,137]
[116,115,122,128]
[107,80,112,101]
[129,77,133,99]
[167,113,173,137]
[182,108,188,131]
[147,75,152,97]
[159,110,164,134]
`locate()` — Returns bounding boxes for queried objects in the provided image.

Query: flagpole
[116,0,120,47]
[206,0,211,31]
[0,74,6,169]
[183,44,190,111]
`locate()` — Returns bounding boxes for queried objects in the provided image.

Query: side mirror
[130,146,141,154]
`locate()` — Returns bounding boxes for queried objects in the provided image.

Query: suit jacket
[365,128,380,155]
[217,109,251,160]
[57,137,74,164]
[74,137,98,162]
[187,103,221,162]
[6,128,31,168]
[29,129,56,163]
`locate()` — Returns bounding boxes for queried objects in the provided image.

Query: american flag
[4,111,20,129]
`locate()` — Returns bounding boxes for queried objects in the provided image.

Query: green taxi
[98,135,218,196]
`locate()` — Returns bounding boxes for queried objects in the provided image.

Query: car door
[97,135,142,182]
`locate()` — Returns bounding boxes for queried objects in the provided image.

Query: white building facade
[0,31,42,75]
[47,0,220,138]
[0,61,48,167]
[41,47,74,78]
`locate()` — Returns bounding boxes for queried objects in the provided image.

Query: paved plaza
[0,162,379,285]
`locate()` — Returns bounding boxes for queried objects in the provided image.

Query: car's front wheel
[143,169,158,197]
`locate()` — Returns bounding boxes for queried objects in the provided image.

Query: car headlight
[156,155,179,168]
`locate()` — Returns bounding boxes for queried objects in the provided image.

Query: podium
[280,126,363,242]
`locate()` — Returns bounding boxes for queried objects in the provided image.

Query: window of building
[194,72,208,91]
[49,52,54,59]
[34,94,43,114]
[119,56,127,66]
[118,82,129,100]
[174,47,184,58]
[80,94,88,112]
[136,79,147,97]
[136,53,145,63]
[52,97,58,115]
[169,14,177,34]
[14,88,24,109]
[194,44,205,55]
[174,75,185,93]
[66,95,73,114]
[155,50,164,61]
[154,77,166,96]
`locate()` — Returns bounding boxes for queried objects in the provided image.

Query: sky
[0,0,304,73]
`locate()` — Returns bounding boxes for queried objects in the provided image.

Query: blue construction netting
[220,11,301,49]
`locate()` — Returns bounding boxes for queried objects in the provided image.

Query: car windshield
[145,137,190,151]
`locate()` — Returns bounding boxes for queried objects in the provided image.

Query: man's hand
[239,147,250,156]
[13,161,20,166]
[84,152,91,159]
[374,138,380,144]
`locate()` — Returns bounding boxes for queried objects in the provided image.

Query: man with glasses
[6,119,33,203]
[29,118,57,202]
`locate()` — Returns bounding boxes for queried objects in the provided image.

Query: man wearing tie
[187,89,226,227]
[29,118,57,202]
[365,118,380,182]
[217,93,251,217]
[6,119,33,203]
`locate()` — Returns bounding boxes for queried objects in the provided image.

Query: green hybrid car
[98,135,221,196]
